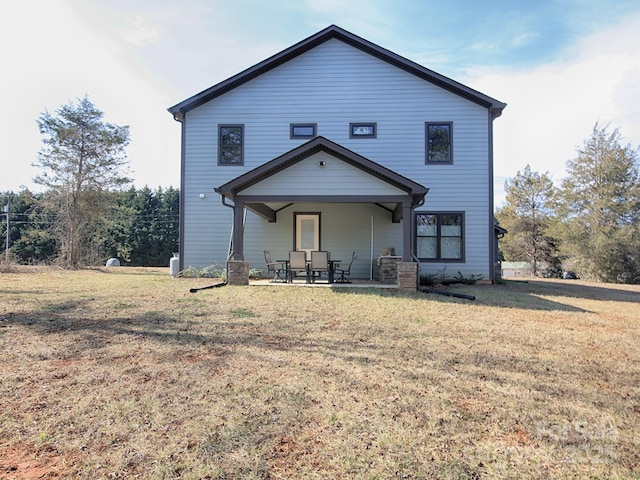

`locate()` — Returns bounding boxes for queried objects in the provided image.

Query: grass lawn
[1,267,639,479]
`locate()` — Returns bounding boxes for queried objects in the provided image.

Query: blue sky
[2,0,639,205]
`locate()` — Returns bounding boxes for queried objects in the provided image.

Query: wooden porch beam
[245,202,276,222]
[392,203,403,223]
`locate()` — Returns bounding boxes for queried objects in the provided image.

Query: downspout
[488,109,497,283]
[221,194,235,259]
[411,196,426,278]
[411,253,421,290]
[220,194,234,210]
[370,215,375,280]
[407,196,426,289]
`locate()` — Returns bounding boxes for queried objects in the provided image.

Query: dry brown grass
[1,267,639,479]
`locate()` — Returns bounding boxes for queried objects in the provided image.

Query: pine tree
[33,96,131,268]
[557,123,640,282]
[496,165,560,276]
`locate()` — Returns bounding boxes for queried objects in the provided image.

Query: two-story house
[168,25,506,285]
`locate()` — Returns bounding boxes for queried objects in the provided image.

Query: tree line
[1,186,179,267]
[1,96,178,268]
[496,123,640,284]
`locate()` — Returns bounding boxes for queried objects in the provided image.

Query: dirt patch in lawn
[0,444,73,479]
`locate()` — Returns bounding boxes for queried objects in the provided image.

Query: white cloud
[0,0,180,192]
[468,12,640,206]
[510,31,539,48]
[120,15,161,46]
[469,29,539,55]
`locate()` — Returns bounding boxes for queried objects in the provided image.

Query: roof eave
[167,25,506,116]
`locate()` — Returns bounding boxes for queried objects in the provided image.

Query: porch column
[401,200,413,262]
[233,200,244,260]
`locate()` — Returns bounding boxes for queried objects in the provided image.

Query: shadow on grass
[329,277,639,312]
[3,288,637,421]
[478,279,640,312]
[330,281,591,312]
[4,278,638,352]
[508,279,640,303]
[2,296,298,359]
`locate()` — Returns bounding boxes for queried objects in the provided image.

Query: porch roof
[214,136,428,222]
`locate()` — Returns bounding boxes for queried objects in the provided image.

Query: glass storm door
[295,213,319,255]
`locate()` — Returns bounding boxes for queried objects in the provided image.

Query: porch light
[318,160,326,167]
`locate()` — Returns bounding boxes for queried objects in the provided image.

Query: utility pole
[3,197,9,265]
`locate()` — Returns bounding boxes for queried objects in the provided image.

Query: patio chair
[310,250,330,283]
[288,250,309,283]
[264,250,286,282]
[334,251,355,283]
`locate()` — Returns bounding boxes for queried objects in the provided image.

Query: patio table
[280,255,342,283]
[328,259,341,283]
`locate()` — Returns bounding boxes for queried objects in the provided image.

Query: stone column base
[398,262,418,291]
[379,256,401,284]
[227,260,249,286]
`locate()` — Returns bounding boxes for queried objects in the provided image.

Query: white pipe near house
[370,215,374,280]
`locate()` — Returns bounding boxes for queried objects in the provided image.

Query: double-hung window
[219,125,244,165]
[415,212,464,261]
[426,122,452,164]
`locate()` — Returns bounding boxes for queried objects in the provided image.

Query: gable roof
[168,25,506,121]
[216,136,428,202]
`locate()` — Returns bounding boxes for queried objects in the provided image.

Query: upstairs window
[415,212,464,261]
[290,123,317,139]
[426,122,452,164]
[350,123,376,138]
[219,125,244,165]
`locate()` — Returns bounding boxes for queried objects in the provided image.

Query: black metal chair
[288,250,309,283]
[264,250,286,282]
[334,251,355,283]
[310,250,330,283]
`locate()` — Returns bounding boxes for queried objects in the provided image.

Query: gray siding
[181,38,492,278]
[242,153,406,196]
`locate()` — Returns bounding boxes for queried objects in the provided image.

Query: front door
[295,213,320,256]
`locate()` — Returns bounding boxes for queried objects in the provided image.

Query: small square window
[350,123,376,138]
[426,122,452,163]
[291,123,317,139]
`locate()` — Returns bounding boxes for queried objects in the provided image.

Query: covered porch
[215,137,428,288]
